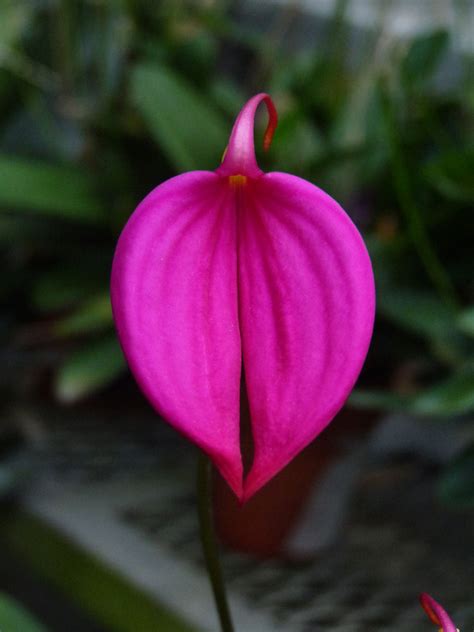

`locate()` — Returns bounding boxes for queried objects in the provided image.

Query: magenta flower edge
[111,93,375,501]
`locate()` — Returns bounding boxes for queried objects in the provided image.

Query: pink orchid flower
[111,93,375,501]
[420,593,459,632]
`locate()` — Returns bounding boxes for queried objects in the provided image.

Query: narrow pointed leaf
[457,306,474,338]
[55,294,113,337]
[0,155,105,223]
[0,593,47,632]
[55,335,126,403]
[378,288,455,340]
[402,30,449,88]
[130,64,228,171]
[412,365,474,415]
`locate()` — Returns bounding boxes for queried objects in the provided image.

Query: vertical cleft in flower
[111,93,375,502]
[420,593,459,632]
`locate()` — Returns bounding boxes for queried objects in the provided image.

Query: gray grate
[122,489,472,631]
[27,408,474,631]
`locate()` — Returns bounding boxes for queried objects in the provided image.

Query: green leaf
[0,592,47,632]
[0,2,35,49]
[331,69,377,146]
[401,30,449,87]
[1,516,196,632]
[412,366,474,415]
[424,148,474,202]
[378,288,456,339]
[438,445,474,508]
[130,63,228,171]
[55,294,113,337]
[378,290,465,367]
[210,79,246,117]
[377,286,464,368]
[32,267,106,313]
[351,366,474,416]
[349,389,412,412]
[173,32,218,85]
[55,335,126,403]
[272,111,324,172]
[458,307,474,338]
[0,155,105,223]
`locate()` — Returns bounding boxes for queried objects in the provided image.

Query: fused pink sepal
[238,173,375,499]
[111,92,375,501]
[111,172,243,498]
[420,593,458,632]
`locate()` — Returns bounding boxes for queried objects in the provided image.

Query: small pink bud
[420,593,459,632]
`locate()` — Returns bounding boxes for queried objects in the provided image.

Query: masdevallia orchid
[420,593,459,632]
[111,93,375,501]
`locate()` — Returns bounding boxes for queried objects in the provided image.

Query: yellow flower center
[229,175,247,187]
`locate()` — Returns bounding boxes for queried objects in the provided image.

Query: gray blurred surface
[15,406,474,631]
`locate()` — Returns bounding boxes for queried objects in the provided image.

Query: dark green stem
[197,453,235,632]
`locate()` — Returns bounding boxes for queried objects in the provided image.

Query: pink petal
[420,593,458,632]
[238,173,375,499]
[111,172,243,497]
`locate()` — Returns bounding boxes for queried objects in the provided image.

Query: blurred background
[0,0,473,631]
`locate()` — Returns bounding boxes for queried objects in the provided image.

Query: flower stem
[197,452,235,632]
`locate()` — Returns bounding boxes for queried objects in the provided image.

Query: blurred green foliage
[0,592,47,631]
[0,1,473,505]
